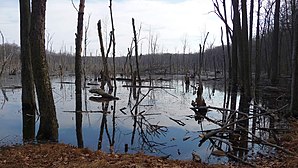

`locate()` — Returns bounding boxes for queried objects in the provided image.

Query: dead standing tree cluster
[191,104,294,166]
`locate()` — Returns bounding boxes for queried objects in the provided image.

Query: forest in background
[0,0,298,166]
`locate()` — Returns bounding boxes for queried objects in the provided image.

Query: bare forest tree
[271,0,281,84]
[74,0,85,148]
[97,20,113,91]
[109,0,117,89]
[19,0,36,141]
[291,5,298,117]
[31,0,58,141]
[132,18,141,85]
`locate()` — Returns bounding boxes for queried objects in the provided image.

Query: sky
[0,0,225,56]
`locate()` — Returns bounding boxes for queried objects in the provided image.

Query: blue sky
[0,0,224,55]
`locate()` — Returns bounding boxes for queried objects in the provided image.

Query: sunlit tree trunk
[19,0,36,142]
[31,0,58,141]
[75,0,85,148]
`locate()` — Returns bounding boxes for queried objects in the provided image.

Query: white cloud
[0,0,225,55]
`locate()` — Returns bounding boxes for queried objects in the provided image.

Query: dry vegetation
[0,120,298,168]
[0,143,224,168]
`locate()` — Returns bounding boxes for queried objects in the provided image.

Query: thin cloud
[1,0,223,55]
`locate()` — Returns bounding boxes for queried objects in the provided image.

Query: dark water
[0,75,233,163]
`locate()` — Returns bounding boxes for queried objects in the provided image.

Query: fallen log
[89,88,119,100]
[89,96,118,102]
[122,85,174,89]
[63,110,110,114]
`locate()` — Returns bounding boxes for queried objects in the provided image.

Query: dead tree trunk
[31,0,58,142]
[132,18,141,85]
[74,0,85,148]
[271,0,281,85]
[19,0,36,141]
[248,0,254,84]
[97,20,113,92]
[231,0,239,112]
[109,0,117,89]
[291,6,298,118]
[255,0,261,99]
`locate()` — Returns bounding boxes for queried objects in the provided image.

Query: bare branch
[71,0,79,12]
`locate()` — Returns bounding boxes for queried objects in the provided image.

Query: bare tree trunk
[255,0,261,99]
[220,27,227,109]
[240,0,251,101]
[291,6,298,118]
[31,0,58,142]
[231,0,239,112]
[249,0,254,84]
[19,0,36,142]
[74,0,85,148]
[97,20,113,92]
[132,18,141,85]
[109,0,117,89]
[83,14,91,88]
[271,0,281,85]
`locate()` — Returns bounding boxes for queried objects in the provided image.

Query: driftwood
[89,88,119,100]
[237,125,295,156]
[208,138,256,167]
[1,85,22,89]
[57,81,75,84]
[89,96,118,102]
[198,104,289,146]
[63,110,110,114]
[169,117,186,126]
[122,85,174,89]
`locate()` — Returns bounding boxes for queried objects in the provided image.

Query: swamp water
[0,75,269,164]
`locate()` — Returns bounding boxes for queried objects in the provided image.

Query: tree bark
[31,0,58,142]
[231,0,240,111]
[240,0,251,101]
[255,0,261,99]
[109,0,117,89]
[19,0,36,142]
[97,20,113,91]
[291,6,298,117]
[271,0,281,85]
[248,0,254,84]
[75,0,85,148]
[132,18,141,85]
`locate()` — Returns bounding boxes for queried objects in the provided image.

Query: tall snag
[31,0,58,141]
[291,6,298,117]
[132,18,141,85]
[109,0,117,89]
[271,0,281,85]
[97,20,113,92]
[74,0,85,148]
[19,0,36,141]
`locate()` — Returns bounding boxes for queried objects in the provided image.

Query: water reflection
[1,75,237,163]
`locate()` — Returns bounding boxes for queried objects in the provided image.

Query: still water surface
[0,75,228,163]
